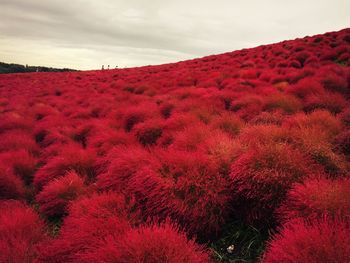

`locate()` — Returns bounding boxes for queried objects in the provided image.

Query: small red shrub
[211,112,244,136]
[0,150,37,184]
[263,94,302,114]
[0,200,47,263]
[130,150,233,236]
[33,143,96,189]
[36,171,87,217]
[239,124,291,147]
[134,119,163,146]
[284,110,342,139]
[230,143,321,222]
[0,164,25,200]
[278,177,350,223]
[0,130,39,154]
[303,91,348,114]
[94,222,211,263]
[263,218,350,263]
[320,71,348,94]
[286,78,324,98]
[96,145,156,192]
[336,130,350,155]
[39,192,138,262]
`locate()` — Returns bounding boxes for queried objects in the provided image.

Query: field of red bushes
[0,28,350,262]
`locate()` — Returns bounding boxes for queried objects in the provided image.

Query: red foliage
[0,149,38,184]
[0,28,349,261]
[0,163,25,200]
[278,177,350,222]
[229,143,322,222]
[129,150,233,236]
[263,218,350,263]
[96,145,156,192]
[39,192,138,262]
[86,222,211,263]
[0,201,47,263]
[33,143,96,189]
[36,171,87,217]
[134,119,163,146]
[336,130,350,155]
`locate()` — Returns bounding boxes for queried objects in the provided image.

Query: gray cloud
[0,0,349,69]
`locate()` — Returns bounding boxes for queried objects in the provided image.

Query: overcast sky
[0,0,349,70]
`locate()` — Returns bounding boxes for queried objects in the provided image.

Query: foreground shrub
[39,192,138,262]
[291,127,348,176]
[36,171,87,217]
[0,150,37,184]
[211,113,244,136]
[34,143,96,189]
[0,201,47,263]
[0,164,25,200]
[134,120,163,146]
[284,110,342,139]
[130,150,233,236]
[263,218,350,263]
[83,222,211,263]
[303,91,348,114]
[96,145,156,192]
[263,94,302,114]
[229,144,321,223]
[278,177,350,223]
[335,130,350,155]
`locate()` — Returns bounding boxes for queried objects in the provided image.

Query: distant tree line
[0,62,77,74]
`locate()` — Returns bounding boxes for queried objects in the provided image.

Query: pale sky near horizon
[0,0,349,70]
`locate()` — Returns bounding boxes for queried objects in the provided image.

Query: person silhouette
[102,65,104,70]
[108,65,110,70]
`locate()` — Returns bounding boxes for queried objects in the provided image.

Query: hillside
[0,28,350,262]
[0,61,76,74]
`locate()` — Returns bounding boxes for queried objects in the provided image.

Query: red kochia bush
[130,150,233,236]
[96,145,156,192]
[33,143,96,189]
[0,201,47,263]
[0,164,25,200]
[36,171,87,217]
[134,119,163,146]
[278,177,350,223]
[335,130,350,155]
[39,192,138,263]
[0,149,38,184]
[263,218,350,263]
[229,143,321,222]
[93,222,211,263]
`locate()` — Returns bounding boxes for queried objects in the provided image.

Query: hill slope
[0,28,350,262]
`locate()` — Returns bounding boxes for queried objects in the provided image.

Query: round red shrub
[263,94,302,114]
[321,71,348,94]
[39,192,138,263]
[134,120,163,146]
[263,218,350,263]
[0,164,25,200]
[129,150,233,236]
[90,222,211,263]
[0,149,37,184]
[96,145,156,192]
[0,200,47,263]
[336,130,350,155]
[229,143,322,222]
[286,78,324,99]
[303,91,348,114]
[36,171,87,217]
[211,113,244,136]
[33,143,96,189]
[278,177,350,223]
